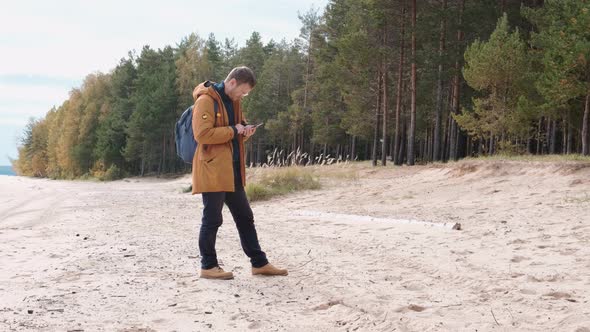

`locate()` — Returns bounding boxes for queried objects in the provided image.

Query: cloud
[0,74,81,86]
[0,0,328,77]
[0,84,70,117]
[0,117,29,126]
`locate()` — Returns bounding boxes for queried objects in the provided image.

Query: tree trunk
[299,129,305,156]
[567,111,573,154]
[583,93,590,155]
[562,117,567,154]
[159,134,165,175]
[389,135,395,162]
[480,138,484,157]
[394,2,406,166]
[433,0,447,161]
[449,0,465,161]
[381,52,388,166]
[292,130,297,155]
[407,0,417,166]
[170,132,176,173]
[249,139,254,166]
[351,135,356,161]
[250,138,260,167]
[372,70,382,166]
[536,117,543,154]
[549,119,557,154]
[426,126,432,162]
[398,120,407,164]
[449,119,459,160]
[443,113,452,161]
[303,30,312,115]
[256,138,262,166]
[545,116,551,154]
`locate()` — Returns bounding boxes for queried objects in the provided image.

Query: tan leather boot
[252,263,288,276]
[200,266,234,280]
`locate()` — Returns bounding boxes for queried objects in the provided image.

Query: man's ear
[227,78,237,89]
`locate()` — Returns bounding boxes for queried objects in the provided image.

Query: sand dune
[1,160,589,331]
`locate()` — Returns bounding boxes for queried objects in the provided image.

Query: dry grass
[245,167,321,202]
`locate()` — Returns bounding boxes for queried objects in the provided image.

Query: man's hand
[235,124,246,135]
[243,125,257,138]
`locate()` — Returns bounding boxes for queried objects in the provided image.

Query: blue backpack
[175,99,218,164]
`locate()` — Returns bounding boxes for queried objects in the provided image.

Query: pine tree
[205,33,224,82]
[525,0,590,155]
[456,14,531,154]
[95,56,137,172]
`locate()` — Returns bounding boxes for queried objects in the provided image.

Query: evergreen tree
[525,0,590,155]
[455,15,531,154]
[95,56,137,172]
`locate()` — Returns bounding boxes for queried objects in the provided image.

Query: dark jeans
[199,162,268,269]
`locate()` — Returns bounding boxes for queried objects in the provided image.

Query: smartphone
[249,122,264,128]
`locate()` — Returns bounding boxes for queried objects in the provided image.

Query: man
[191,66,288,280]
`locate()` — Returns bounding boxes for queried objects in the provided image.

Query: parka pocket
[200,143,228,162]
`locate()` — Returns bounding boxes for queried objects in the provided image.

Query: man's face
[226,79,252,101]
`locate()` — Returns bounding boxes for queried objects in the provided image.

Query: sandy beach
[1,160,589,331]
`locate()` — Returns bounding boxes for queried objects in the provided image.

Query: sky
[0,0,328,166]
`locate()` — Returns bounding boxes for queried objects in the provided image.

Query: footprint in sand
[542,291,573,300]
[510,256,530,263]
[248,321,262,329]
[520,288,536,295]
[401,281,427,291]
[312,299,344,311]
[394,304,426,313]
[450,249,474,256]
[508,239,528,245]
[559,248,579,256]
[527,274,562,283]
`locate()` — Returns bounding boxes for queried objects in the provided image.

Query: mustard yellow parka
[191,81,248,194]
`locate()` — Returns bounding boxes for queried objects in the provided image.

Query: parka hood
[193,81,221,103]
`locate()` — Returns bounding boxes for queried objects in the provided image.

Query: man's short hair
[225,66,256,87]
